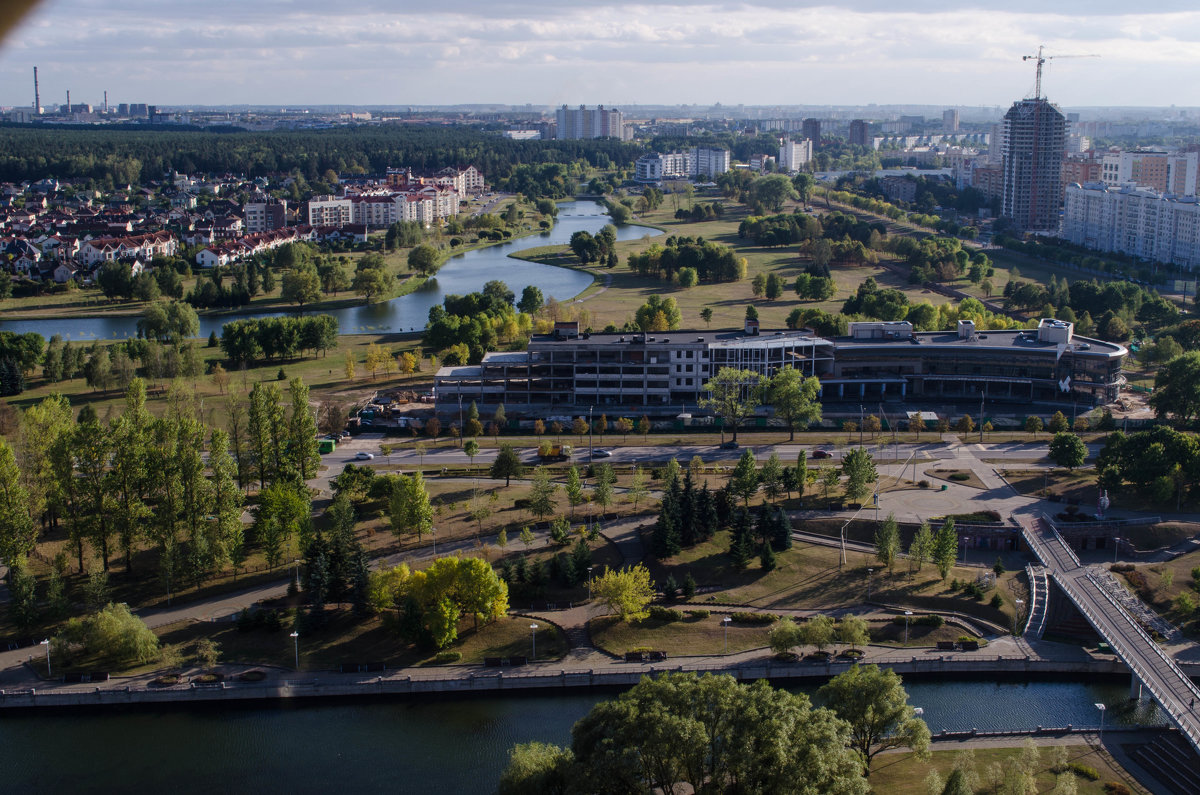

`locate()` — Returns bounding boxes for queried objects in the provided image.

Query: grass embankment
[868,744,1142,795]
[652,530,1020,629]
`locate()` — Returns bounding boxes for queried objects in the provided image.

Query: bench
[646,651,668,662]
[958,641,980,652]
[624,652,645,663]
[937,641,956,651]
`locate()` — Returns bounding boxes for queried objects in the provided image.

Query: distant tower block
[33,66,39,114]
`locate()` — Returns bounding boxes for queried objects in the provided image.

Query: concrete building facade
[1062,182,1200,270]
[554,105,629,141]
[1002,98,1067,233]
[779,138,813,173]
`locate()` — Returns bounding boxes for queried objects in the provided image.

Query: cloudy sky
[2,0,1199,109]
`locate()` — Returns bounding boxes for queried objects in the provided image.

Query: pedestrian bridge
[1021,515,1200,755]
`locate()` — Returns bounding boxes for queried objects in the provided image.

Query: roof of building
[834,328,1125,356]
[529,328,822,347]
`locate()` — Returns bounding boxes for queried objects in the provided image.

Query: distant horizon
[3,1,1200,108]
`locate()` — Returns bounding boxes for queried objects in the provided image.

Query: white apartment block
[778,139,813,173]
[1100,150,1198,197]
[1063,182,1200,269]
[307,196,353,227]
[634,148,732,183]
[555,105,629,141]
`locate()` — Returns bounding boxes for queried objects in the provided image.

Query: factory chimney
[33,66,39,114]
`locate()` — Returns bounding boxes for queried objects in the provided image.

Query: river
[0,678,1164,792]
[0,201,661,341]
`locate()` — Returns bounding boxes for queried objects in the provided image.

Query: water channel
[0,678,1164,792]
[0,201,660,341]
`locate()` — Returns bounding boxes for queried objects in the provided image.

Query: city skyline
[2,0,1200,109]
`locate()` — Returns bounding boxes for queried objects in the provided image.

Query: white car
[591,449,613,458]
[355,452,375,461]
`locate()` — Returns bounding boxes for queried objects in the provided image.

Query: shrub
[686,609,710,620]
[916,614,944,628]
[648,606,685,622]
[434,651,462,663]
[957,635,980,644]
[731,612,778,625]
[277,368,287,381]
[918,479,930,489]
[990,593,1004,609]
[1069,763,1100,781]
[948,472,971,482]
[962,582,985,600]
[1104,783,1132,795]
[1111,563,1135,573]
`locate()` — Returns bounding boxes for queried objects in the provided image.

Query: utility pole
[859,404,864,448]
[979,388,985,443]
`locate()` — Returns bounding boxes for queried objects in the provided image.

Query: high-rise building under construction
[1001,98,1067,233]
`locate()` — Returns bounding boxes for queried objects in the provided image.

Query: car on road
[720,441,739,449]
[591,449,613,458]
[811,449,833,459]
[355,452,375,461]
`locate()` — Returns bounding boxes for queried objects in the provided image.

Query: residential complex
[1002,98,1067,233]
[1062,181,1200,270]
[243,196,288,234]
[634,148,732,183]
[554,105,630,141]
[849,119,870,147]
[433,318,1126,415]
[943,109,959,133]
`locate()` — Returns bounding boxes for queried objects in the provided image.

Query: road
[1022,515,1200,756]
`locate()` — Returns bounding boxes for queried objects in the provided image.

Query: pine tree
[772,508,793,551]
[760,541,777,572]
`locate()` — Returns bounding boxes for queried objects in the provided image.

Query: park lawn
[589,613,768,657]
[867,618,978,648]
[1006,467,1200,515]
[924,468,988,490]
[867,744,1142,795]
[1112,544,1200,630]
[665,531,1018,627]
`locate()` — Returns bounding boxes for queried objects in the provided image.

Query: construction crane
[1023,45,1099,99]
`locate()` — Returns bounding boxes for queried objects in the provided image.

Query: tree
[838,615,870,651]
[53,602,160,667]
[1048,432,1087,470]
[768,367,822,441]
[280,263,321,308]
[800,614,835,653]
[518,285,545,315]
[770,616,802,656]
[1151,351,1200,422]
[700,307,714,327]
[760,453,784,503]
[875,513,900,575]
[498,742,574,795]
[287,377,320,481]
[1048,410,1069,433]
[841,447,877,504]
[701,367,764,443]
[817,664,931,773]
[463,439,480,467]
[490,444,523,486]
[614,416,633,441]
[954,414,975,434]
[564,465,586,516]
[932,518,958,580]
[407,244,441,276]
[592,564,655,622]
[1025,415,1043,434]
[569,672,868,795]
[626,467,649,509]
[750,174,799,212]
[0,438,35,568]
[388,471,433,541]
[907,522,933,575]
[730,449,760,505]
[527,465,558,522]
[352,257,391,302]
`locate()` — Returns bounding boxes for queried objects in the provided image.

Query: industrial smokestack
[66,89,70,113]
[33,66,39,114]
[103,90,108,113]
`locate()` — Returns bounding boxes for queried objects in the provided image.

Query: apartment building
[1100,151,1199,197]
[1062,181,1200,270]
[243,196,287,234]
[433,318,1126,414]
[634,148,732,183]
[849,119,870,147]
[1002,98,1067,233]
[778,139,813,173]
[554,105,629,141]
[943,109,959,133]
[306,196,353,227]
[802,118,822,146]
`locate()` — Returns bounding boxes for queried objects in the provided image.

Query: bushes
[686,609,710,620]
[948,472,971,482]
[918,480,930,489]
[434,651,463,663]
[892,613,944,628]
[1104,783,1133,795]
[730,612,778,625]
[648,606,685,623]
[1068,763,1100,781]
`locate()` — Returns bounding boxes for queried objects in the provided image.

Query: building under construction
[1002,97,1068,233]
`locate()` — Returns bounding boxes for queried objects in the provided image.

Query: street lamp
[589,405,594,462]
[530,623,539,660]
[723,616,732,654]
[430,525,437,556]
[40,638,51,677]
[867,568,874,601]
[587,566,594,601]
[903,610,913,646]
[290,631,300,670]
[1095,702,1106,740]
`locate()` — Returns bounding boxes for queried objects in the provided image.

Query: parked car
[811,449,832,459]
[591,449,612,458]
[355,452,374,461]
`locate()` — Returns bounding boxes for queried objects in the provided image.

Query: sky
[2,0,1200,109]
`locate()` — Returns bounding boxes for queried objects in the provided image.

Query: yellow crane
[1023,45,1100,99]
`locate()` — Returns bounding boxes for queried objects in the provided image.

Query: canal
[0,678,1164,792]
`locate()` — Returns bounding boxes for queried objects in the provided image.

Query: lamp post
[723,616,732,654]
[530,623,539,660]
[430,526,437,556]
[859,404,864,448]
[1015,598,1025,628]
[904,610,913,646]
[458,394,464,448]
[40,638,51,677]
[290,631,300,670]
[1095,702,1106,740]
[589,405,594,462]
[867,568,874,601]
[587,566,594,601]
